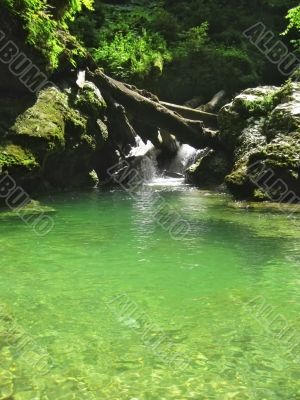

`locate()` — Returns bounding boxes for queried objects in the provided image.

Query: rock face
[219,82,300,201]
[186,148,232,188]
[1,66,300,204]
[0,85,109,192]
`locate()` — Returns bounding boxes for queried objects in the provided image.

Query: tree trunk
[87,69,223,150]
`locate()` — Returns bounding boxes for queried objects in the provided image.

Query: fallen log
[161,101,218,128]
[197,90,226,113]
[87,69,222,150]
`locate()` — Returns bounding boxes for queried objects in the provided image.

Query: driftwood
[198,90,226,113]
[161,101,218,128]
[87,69,222,150]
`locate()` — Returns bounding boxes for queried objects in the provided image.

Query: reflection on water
[0,182,300,399]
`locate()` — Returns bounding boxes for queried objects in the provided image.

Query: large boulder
[186,148,232,188]
[218,85,279,150]
[10,88,71,153]
[0,86,109,191]
[220,82,300,201]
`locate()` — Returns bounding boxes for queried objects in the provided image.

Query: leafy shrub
[3,0,94,69]
[94,29,171,79]
[173,23,209,58]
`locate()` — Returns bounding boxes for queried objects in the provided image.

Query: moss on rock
[10,88,68,152]
[0,143,38,172]
[186,148,232,188]
[218,86,278,150]
[220,81,300,201]
[74,82,107,120]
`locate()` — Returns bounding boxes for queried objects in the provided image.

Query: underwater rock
[0,200,55,219]
[0,369,13,400]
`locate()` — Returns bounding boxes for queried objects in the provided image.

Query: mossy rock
[218,86,278,149]
[186,149,232,188]
[226,131,300,201]
[225,119,267,198]
[9,87,88,155]
[73,83,109,146]
[74,83,107,120]
[259,132,300,170]
[0,143,38,172]
[265,82,300,140]
[10,88,67,151]
[0,143,40,193]
[222,82,300,201]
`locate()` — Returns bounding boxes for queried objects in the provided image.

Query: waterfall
[76,70,86,88]
[127,136,157,182]
[128,136,155,158]
[167,144,199,175]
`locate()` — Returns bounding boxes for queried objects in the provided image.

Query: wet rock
[0,85,111,190]
[220,81,300,201]
[218,86,278,150]
[186,148,232,188]
[225,119,267,198]
[74,82,107,120]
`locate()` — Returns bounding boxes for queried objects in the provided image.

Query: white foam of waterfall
[128,136,155,158]
[128,136,157,182]
[168,144,198,174]
[76,70,86,88]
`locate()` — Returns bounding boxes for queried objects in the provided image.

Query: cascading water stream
[127,136,157,182]
[167,144,199,175]
[146,144,200,188]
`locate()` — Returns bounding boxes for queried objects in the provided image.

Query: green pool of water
[0,180,300,399]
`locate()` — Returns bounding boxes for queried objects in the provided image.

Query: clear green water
[0,180,300,399]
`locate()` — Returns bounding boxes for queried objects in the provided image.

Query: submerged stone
[0,369,13,400]
[0,200,55,219]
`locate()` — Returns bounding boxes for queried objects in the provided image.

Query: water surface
[0,180,300,399]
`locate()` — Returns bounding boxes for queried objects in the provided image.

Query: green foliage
[286,5,300,31]
[89,2,174,80]
[173,23,208,58]
[3,0,94,69]
[84,2,208,82]
[284,6,300,50]
[94,29,171,79]
[71,0,294,100]
[4,0,299,100]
